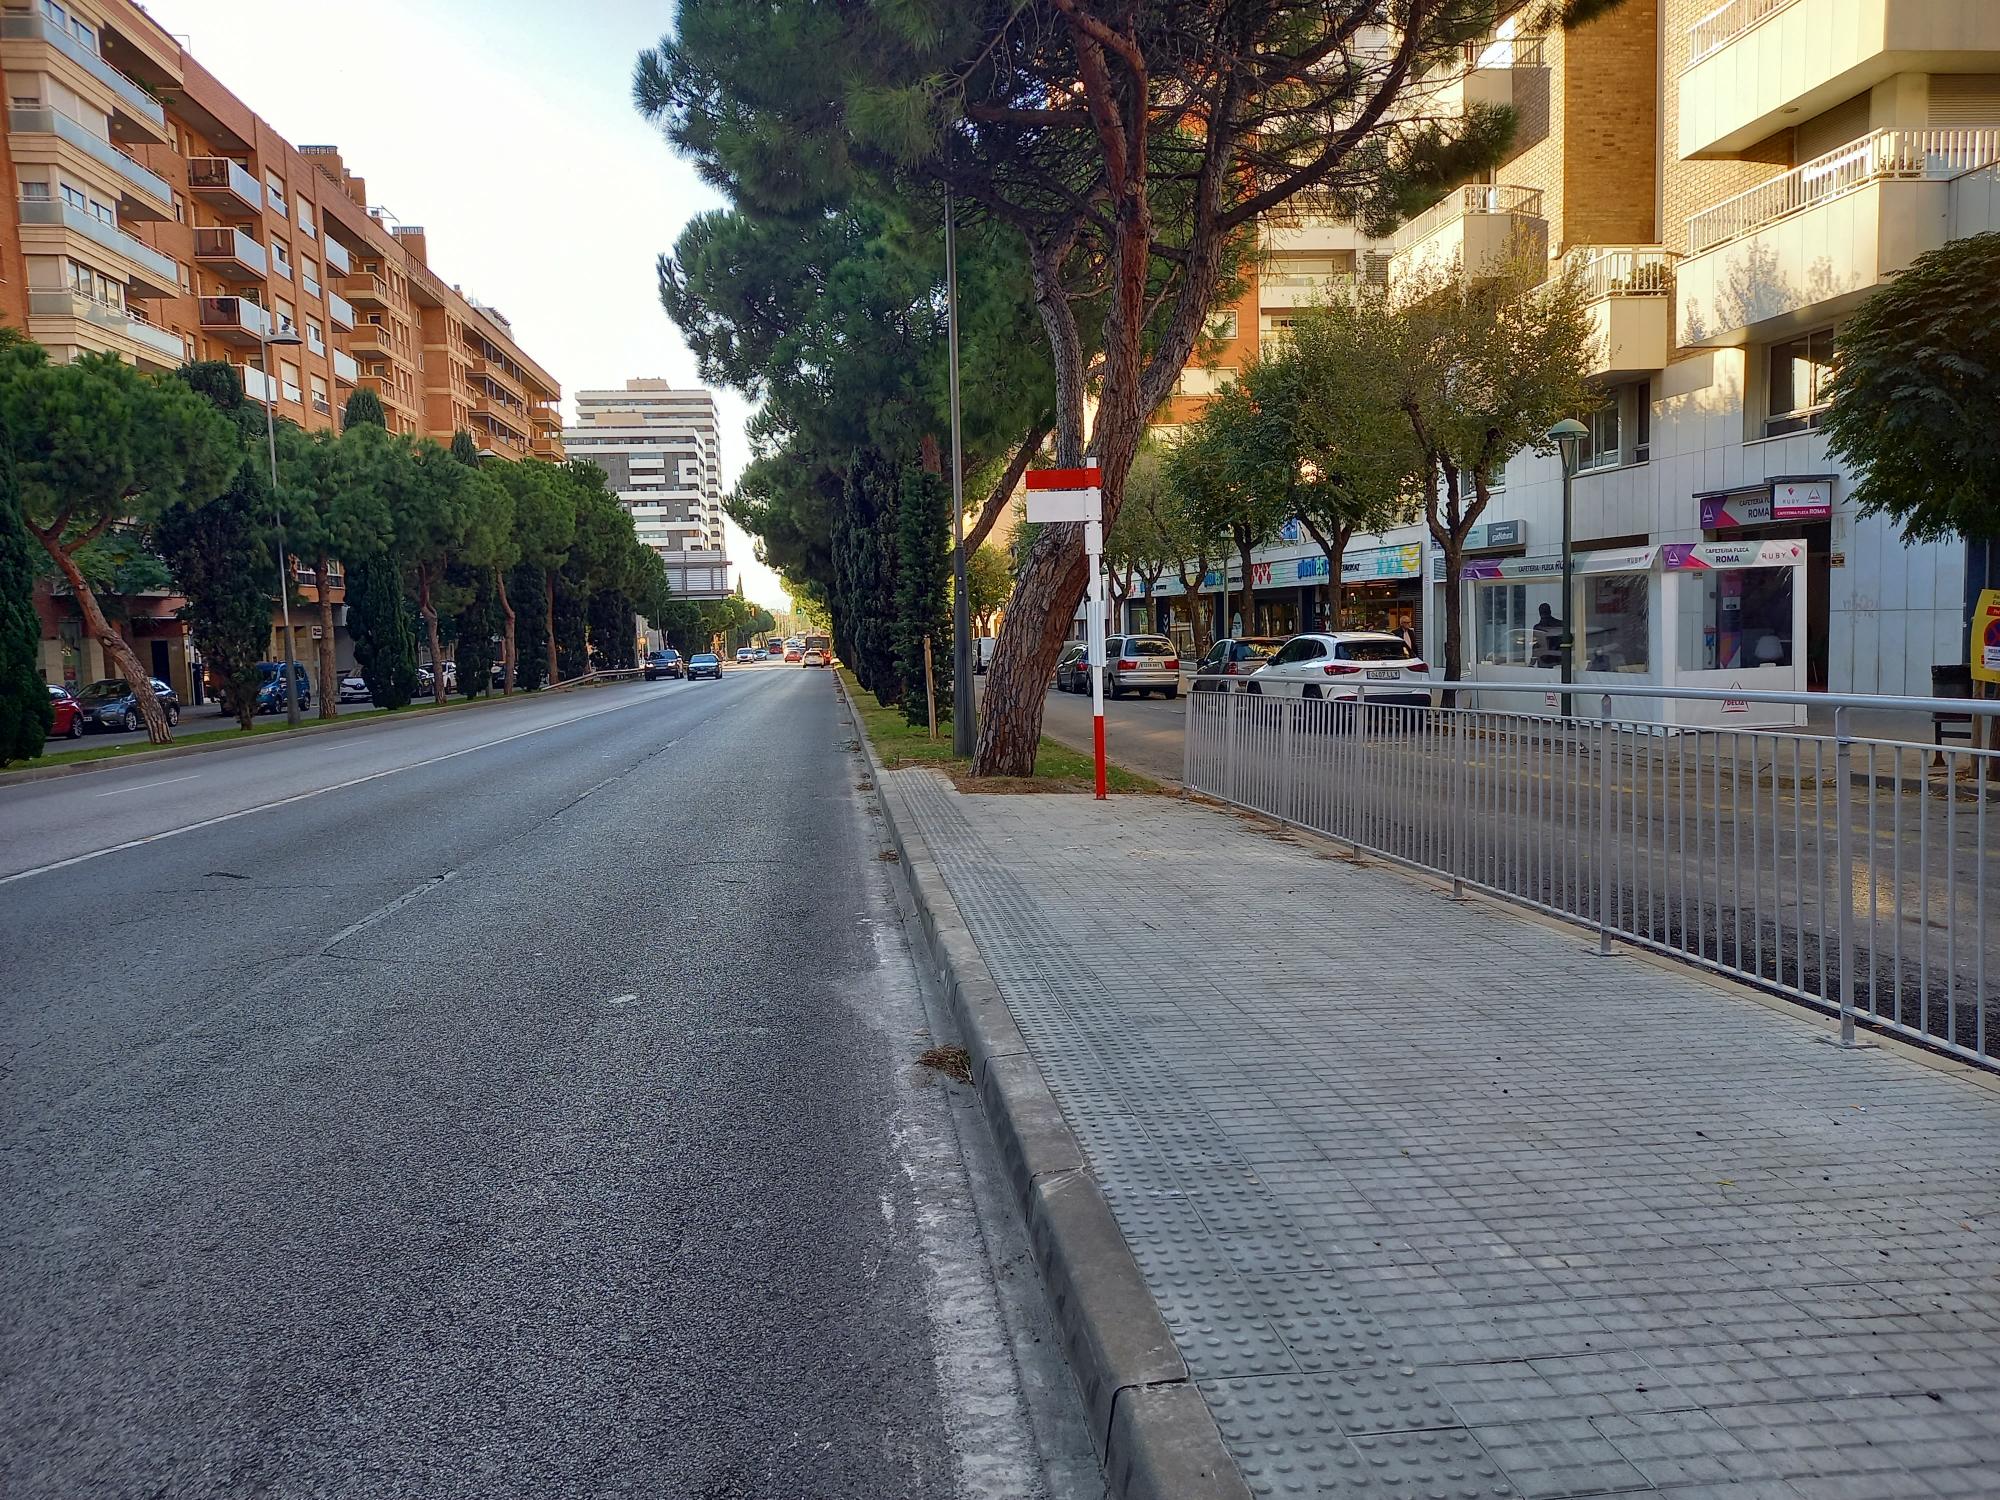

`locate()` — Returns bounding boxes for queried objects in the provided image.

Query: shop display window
[1582,573,1649,673]
[1475,581,1564,667]
[1677,565,1794,670]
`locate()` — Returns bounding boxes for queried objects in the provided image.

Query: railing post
[1280,686,1296,824]
[1450,698,1466,899]
[1181,679,1196,793]
[1597,694,1615,956]
[1224,682,1239,804]
[1833,703,1857,1047]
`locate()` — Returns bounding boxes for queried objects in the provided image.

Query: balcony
[471,392,530,436]
[1679,0,2000,159]
[1563,247,1677,379]
[239,364,272,403]
[197,294,273,346]
[1257,270,1360,310]
[346,321,400,358]
[332,350,358,385]
[8,107,173,219]
[1678,127,2000,345]
[1432,34,1547,118]
[192,225,267,281]
[185,156,262,219]
[17,198,178,297]
[339,270,388,308]
[323,236,352,276]
[0,13,167,143]
[1390,184,1546,282]
[326,291,355,331]
[530,404,563,431]
[467,357,528,400]
[26,288,182,366]
[1258,214,1375,256]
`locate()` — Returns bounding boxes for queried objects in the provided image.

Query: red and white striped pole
[1025,465,1108,799]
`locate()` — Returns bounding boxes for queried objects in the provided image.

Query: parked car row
[1052,631,1430,707]
[50,677,182,734]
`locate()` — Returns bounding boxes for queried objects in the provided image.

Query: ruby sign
[1770,480,1830,521]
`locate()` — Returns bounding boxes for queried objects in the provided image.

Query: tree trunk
[416,562,446,704]
[545,568,560,685]
[33,527,170,743]
[1298,516,1349,632]
[494,565,516,694]
[971,530,1091,775]
[1236,527,1256,639]
[314,548,338,720]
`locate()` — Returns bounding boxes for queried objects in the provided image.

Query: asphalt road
[1,668,1097,1499]
[1034,682,1188,783]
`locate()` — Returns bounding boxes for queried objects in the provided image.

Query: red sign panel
[1026,467,1102,490]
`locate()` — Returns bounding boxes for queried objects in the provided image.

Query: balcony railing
[1564,246,1679,300]
[1686,127,2000,253]
[1461,34,1546,68]
[197,294,272,340]
[27,288,181,358]
[332,350,358,384]
[323,237,351,275]
[8,108,172,205]
[185,156,262,215]
[326,291,354,330]
[1399,183,1544,248]
[17,197,177,286]
[0,14,164,130]
[192,224,267,276]
[1685,0,1800,68]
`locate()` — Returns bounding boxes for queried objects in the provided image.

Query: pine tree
[342,388,386,430]
[349,555,419,708]
[0,414,52,763]
[893,464,951,728]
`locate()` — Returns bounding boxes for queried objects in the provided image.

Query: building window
[20,180,49,200]
[1678,566,1794,670]
[1578,398,1621,472]
[310,375,329,413]
[298,200,315,237]
[1765,328,1835,437]
[275,298,296,334]
[1205,310,1238,341]
[1476,580,1565,667]
[271,236,291,278]
[60,181,87,212]
[1634,380,1651,464]
[265,172,287,215]
[172,192,185,223]
[1581,572,1649,673]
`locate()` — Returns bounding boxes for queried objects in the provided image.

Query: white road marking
[607,994,636,1006]
[1,693,666,886]
[93,773,200,797]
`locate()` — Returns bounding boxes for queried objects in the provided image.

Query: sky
[144,0,787,609]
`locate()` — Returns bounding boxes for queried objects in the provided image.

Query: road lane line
[93,773,201,798]
[1,692,671,886]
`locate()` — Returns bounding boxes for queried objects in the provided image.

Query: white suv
[1245,632,1429,706]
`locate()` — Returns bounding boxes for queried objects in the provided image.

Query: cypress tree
[349,555,419,708]
[448,560,494,699]
[508,558,547,689]
[342,388,386,430]
[552,568,588,678]
[0,414,52,763]
[893,463,951,728]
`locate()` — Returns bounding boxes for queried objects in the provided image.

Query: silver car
[1103,634,1181,699]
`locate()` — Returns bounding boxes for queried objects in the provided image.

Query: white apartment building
[563,380,728,558]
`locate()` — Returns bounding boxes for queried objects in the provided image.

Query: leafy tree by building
[893,464,951,727]
[349,553,419,709]
[0,413,51,764]
[962,543,1015,636]
[0,333,237,743]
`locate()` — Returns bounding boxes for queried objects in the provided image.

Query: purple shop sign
[1699,492,1768,529]
[1460,559,1506,579]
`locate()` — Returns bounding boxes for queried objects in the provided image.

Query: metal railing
[1462,34,1547,68]
[1399,184,1545,249]
[17,197,178,285]
[0,14,164,128]
[186,156,263,211]
[1565,246,1678,300]
[1686,0,1800,67]
[1184,677,1998,1070]
[26,288,180,358]
[1687,127,2000,253]
[192,224,267,275]
[9,108,172,204]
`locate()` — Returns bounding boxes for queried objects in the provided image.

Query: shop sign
[1460,555,1565,580]
[1722,684,1750,714]
[1304,543,1424,582]
[1576,545,1657,575]
[1770,476,1832,521]
[1698,490,1769,529]
[1661,539,1806,571]
[1700,478,1833,528]
[1279,518,1303,543]
[1462,519,1526,552]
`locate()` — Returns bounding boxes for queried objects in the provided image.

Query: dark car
[47,683,84,739]
[75,677,180,733]
[1053,642,1092,693]
[1193,636,1286,690]
[254,661,311,714]
[644,649,684,681]
[686,652,722,681]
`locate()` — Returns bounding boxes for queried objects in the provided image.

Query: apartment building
[1409,0,1999,709]
[564,381,730,585]
[2,0,564,695]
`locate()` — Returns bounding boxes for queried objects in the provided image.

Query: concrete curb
[840,681,1250,1500]
[0,676,623,789]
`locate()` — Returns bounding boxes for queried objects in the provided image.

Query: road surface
[1,670,1097,1499]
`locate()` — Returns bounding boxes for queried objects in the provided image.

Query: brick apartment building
[1,0,564,699]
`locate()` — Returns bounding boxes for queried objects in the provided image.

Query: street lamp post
[945,181,974,757]
[1547,418,1588,718]
[261,328,306,727]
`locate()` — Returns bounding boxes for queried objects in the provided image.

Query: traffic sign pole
[1025,466,1109,800]
[1086,511,1106,800]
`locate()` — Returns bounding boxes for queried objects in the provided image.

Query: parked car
[1103,634,1181,699]
[802,648,827,667]
[255,661,311,714]
[47,683,83,739]
[645,649,684,681]
[414,661,456,694]
[75,677,180,733]
[687,652,723,681]
[1053,642,1090,693]
[1192,636,1286,690]
[1245,632,1430,709]
[338,673,371,703]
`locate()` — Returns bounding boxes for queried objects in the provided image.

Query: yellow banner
[1975,588,2000,686]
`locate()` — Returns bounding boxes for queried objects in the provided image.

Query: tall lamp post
[1547,418,1588,718]
[260,326,306,727]
[945,181,974,756]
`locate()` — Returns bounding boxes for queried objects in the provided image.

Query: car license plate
[1365,668,1399,680]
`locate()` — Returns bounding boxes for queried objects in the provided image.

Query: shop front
[1461,539,1809,727]
[1698,476,1831,690]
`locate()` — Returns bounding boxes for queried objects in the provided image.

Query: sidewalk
[887,768,2000,1500]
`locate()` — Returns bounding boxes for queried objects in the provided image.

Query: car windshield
[1124,637,1173,655]
[1237,641,1282,660]
[692,654,718,664]
[1338,638,1410,662]
[78,681,126,703]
